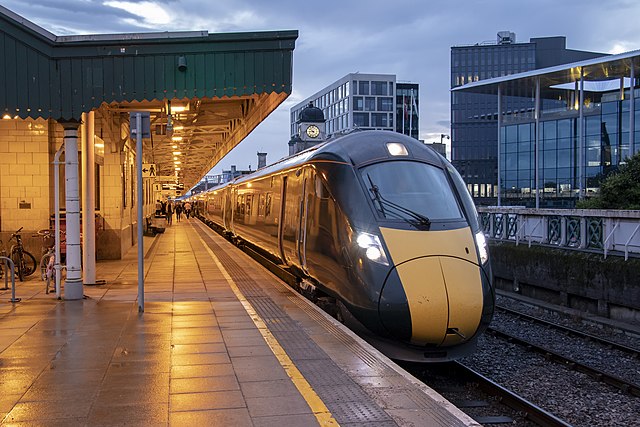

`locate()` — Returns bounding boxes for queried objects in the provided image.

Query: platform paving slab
[0,219,477,426]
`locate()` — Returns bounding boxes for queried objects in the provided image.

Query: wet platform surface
[0,219,476,426]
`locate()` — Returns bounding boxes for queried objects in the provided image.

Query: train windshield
[361,161,463,222]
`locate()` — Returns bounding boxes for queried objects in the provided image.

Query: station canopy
[0,6,297,189]
[452,49,640,99]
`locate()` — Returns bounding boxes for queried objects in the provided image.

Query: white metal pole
[497,84,502,207]
[409,91,413,136]
[630,61,636,156]
[136,113,144,313]
[82,112,96,285]
[53,143,65,299]
[578,69,585,200]
[535,78,541,209]
[63,123,83,300]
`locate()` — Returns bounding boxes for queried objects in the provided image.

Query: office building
[453,50,639,208]
[290,73,419,148]
[451,32,605,202]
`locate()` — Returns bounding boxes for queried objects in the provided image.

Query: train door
[278,176,288,263]
[296,170,311,273]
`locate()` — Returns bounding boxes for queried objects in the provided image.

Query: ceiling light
[174,161,181,164]
[2,114,11,120]
[172,151,182,155]
[172,145,178,149]
[173,125,184,131]
[174,167,181,171]
[171,106,187,112]
[172,136,183,141]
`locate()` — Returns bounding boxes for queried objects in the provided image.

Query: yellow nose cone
[380,227,484,346]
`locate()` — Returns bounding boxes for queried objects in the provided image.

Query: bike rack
[0,256,20,302]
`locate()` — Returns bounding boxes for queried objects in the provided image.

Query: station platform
[0,219,477,426]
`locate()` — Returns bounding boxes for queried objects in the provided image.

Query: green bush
[578,152,640,209]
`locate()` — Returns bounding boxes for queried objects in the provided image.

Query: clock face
[306,125,320,138]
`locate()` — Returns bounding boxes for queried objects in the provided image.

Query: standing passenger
[166,202,173,225]
[175,202,183,222]
[184,201,192,219]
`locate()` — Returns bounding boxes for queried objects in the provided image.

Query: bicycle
[9,227,37,281]
[37,229,65,294]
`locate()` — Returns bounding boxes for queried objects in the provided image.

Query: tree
[577,152,640,209]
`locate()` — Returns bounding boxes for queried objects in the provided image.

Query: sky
[3,0,640,176]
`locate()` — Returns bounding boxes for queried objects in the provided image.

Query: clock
[306,125,320,138]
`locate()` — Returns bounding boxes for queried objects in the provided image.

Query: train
[195,130,494,362]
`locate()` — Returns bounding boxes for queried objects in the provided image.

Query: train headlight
[475,231,489,265]
[357,232,389,266]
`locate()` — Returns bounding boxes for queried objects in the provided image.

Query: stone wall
[489,241,640,324]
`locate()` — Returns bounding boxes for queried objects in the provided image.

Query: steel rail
[453,361,573,427]
[496,305,640,357]
[487,327,640,397]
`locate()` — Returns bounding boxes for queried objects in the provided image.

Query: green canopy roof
[0,6,297,121]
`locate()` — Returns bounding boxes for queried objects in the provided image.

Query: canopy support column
[61,121,83,300]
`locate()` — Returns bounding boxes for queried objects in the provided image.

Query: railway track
[496,305,640,357]
[404,361,572,426]
[486,323,640,398]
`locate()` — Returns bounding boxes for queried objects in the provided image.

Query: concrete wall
[490,241,640,324]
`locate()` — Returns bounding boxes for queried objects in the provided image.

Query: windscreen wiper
[367,174,431,229]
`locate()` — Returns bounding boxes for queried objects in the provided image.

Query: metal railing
[0,256,20,302]
[478,207,640,260]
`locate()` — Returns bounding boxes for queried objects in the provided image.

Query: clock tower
[289,102,326,154]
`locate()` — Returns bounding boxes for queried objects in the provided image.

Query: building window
[377,97,393,111]
[371,81,388,95]
[364,97,376,111]
[353,112,369,127]
[359,81,369,95]
[371,113,388,127]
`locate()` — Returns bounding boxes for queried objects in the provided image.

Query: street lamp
[440,134,450,144]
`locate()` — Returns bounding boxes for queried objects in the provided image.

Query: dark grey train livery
[196,130,494,361]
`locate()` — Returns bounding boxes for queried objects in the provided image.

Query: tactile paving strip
[193,225,397,426]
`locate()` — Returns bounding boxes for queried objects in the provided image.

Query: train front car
[318,131,494,362]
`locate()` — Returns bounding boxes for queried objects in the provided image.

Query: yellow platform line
[197,233,339,426]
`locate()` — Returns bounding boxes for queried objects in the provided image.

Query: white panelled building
[290,73,398,141]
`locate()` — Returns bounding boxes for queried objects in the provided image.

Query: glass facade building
[501,89,640,206]
[451,33,605,203]
[291,73,418,141]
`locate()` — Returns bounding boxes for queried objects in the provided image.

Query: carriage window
[360,161,463,221]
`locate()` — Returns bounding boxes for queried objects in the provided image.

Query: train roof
[204,130,446,191]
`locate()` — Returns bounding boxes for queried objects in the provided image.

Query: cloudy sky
[3,0,640,175]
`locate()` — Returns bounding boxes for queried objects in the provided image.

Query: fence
[478,207,640,260]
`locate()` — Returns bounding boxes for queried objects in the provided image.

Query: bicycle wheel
[21,251,37,277]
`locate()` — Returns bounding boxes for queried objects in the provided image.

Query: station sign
[161,183,184,190]
[142,163,157,178]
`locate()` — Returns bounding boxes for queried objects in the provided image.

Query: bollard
[0,256,20,302]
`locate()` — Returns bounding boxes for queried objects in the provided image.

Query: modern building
[290,73,419,145]
[452,50,640,208]
[451,32,606,203]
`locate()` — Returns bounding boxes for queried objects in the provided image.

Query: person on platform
[184,201,192,219]
[166,201,173,225]
[175,202,183,222]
